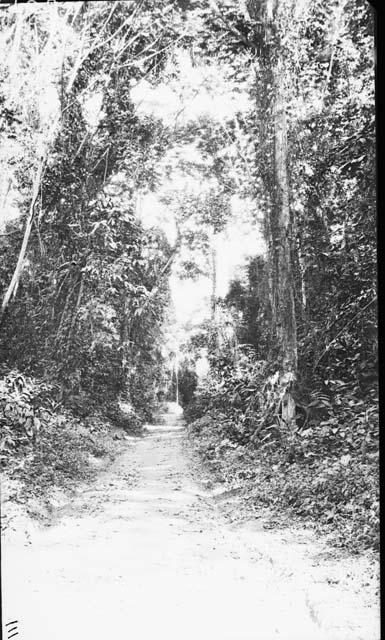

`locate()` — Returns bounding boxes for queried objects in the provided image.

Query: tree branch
[0,159,46,326]
[135,225,181,317]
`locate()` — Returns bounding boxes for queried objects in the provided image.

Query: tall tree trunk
[210,242,221,356]
[247,0,298,422]
[271,56,297,374]
[211,245,217,321]
[297,240,307,318]
[247,0,297,375]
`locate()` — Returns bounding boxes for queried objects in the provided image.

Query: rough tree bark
[245,0,298,422]
[248,0,298,376]
[271,52,297,374]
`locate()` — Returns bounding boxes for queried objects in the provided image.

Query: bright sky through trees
[130,49,264,326]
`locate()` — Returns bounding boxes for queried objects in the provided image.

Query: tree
[186,0,375,418]
[0,0,183,416]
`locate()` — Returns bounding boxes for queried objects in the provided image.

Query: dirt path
[2,408,379,640]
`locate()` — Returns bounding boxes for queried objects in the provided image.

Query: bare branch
[1,159,46,323]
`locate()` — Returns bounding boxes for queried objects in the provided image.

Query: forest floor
[1,404,380,640]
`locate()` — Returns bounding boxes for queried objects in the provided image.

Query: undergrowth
[186,353,379,554]
[0,371,138,502]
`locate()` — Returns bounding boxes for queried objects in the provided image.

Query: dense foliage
[0,1,378,552]
[186,344,378,551]
[0,369,125,506]
[0,2,178,421]
[183,0,378,552]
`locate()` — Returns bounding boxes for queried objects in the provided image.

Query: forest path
[2,405,379,640]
